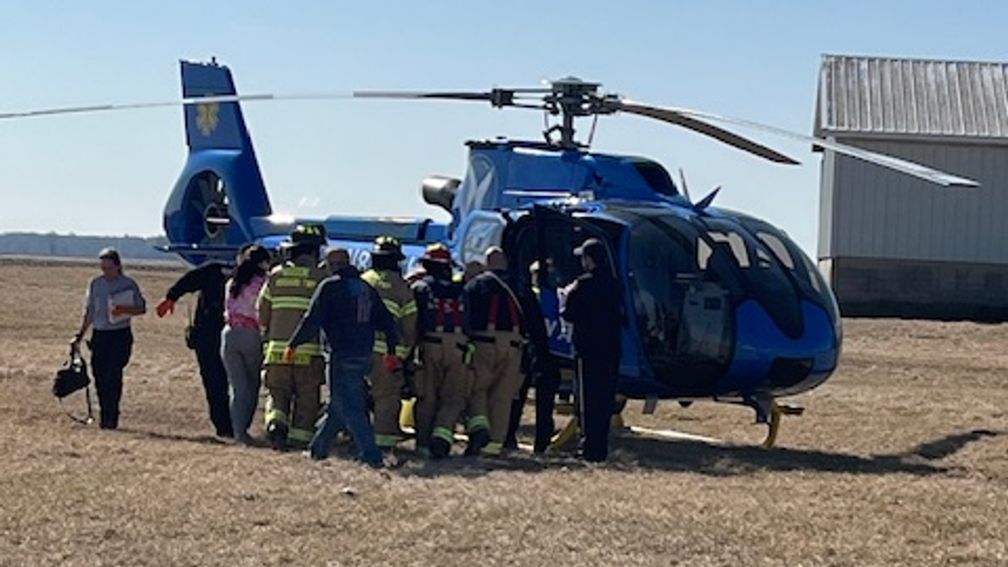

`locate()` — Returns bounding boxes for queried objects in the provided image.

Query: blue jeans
[309,355,382,467]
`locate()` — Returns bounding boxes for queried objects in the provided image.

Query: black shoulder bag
[52,345,94,424]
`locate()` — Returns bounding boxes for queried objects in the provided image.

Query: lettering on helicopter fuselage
[333,242,424,274]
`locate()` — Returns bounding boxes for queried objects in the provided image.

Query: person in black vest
[154,248,250,438]
[561,238,622,462]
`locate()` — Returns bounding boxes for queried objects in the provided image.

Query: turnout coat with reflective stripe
[258,260,327,365]
[361,268,417,358]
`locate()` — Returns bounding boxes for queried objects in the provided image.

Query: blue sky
[0,1,1005,255]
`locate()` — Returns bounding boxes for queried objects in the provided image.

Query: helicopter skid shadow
[602,427,1004,477]
[394,427,1003,479]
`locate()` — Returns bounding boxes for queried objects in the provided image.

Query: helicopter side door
[503,205,631,366]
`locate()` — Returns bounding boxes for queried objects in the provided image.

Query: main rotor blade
[0,92,354,121]
[663,105,980,188]
[352,90,495,101]
[617,100,800,165]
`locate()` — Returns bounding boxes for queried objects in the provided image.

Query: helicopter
[2,59,977,447]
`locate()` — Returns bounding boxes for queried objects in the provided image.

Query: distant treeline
[0,232,173,262]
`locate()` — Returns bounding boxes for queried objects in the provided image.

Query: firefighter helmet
[281,223,327,249]
[372,235,405,260]
[422,243,452,264]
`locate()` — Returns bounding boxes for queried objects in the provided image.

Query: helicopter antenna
[694,186,721,211]
[678,168,692,202]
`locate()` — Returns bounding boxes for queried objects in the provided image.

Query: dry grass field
[1,259,1006,566]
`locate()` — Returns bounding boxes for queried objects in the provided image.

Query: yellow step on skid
[762,402,804,449]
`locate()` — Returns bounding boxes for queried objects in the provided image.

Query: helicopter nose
[719,299,838,396]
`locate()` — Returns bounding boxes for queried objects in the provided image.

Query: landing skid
[548,395,805,451]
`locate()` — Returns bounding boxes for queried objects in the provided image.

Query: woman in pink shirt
[221,246,272,444]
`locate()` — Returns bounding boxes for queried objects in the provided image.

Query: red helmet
[422,243,452,264]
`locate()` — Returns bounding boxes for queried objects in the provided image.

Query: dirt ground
[0,260,1005,566]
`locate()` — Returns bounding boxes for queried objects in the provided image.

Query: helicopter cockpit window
[702,219,803,338]
[755,232,795,270]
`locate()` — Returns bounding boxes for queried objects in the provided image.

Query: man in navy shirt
[287,249,400,468]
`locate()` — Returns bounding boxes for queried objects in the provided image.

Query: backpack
[52,347,94,424]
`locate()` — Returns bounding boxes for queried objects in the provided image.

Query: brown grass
[0,261,1006,566]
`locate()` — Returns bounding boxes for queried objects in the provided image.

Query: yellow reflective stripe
[265,408,288,425]
[375,433,402,448]
[481,442,502,456]
[432,426,454,443]
[275,277,303,288]
[264,342,321,355]
[270,297,311,310]
[288,428,314,443]
[467,415,489,432]
[381,298,401,318]
[264,341,321,365]
[400,300,418,317]
[284,267,310,277]
[265,351,316,365]
[372,341,389,355]
[395,345,411,358]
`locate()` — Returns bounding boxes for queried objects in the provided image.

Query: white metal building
[815,54,1008,319]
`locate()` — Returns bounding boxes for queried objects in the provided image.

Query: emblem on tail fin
[196,102,219,136]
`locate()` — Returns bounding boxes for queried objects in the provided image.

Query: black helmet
[372,235,405,261]
[281,223,327,249]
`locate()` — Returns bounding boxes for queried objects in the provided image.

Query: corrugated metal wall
[817,55,1008,139]
[820,139,1008,263]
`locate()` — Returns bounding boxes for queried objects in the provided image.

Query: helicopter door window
[459,214,506,265]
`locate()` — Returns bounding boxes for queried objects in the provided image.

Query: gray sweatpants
[221,326,263,437]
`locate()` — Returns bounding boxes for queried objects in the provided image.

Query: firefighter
[360,236,417,450]
[258,224,329,450]
[463,247,528,457]
[411,244,468,459]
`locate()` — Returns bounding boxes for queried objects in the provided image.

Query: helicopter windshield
[624,212,808,390]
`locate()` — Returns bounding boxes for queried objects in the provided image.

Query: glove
[283,346,297,364]
[155,298,175,318]
[382,354,402,372]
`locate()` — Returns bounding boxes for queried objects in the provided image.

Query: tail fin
[163,60,272,264]
[181,60,256,151]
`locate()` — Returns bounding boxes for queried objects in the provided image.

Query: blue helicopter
[159,60,981,446]
[5,59,974,446]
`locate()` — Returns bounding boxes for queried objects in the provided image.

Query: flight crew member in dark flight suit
[155,248,251,438]
[561,238,622,462]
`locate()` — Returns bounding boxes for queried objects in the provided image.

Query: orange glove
[382,354,402,372]
[155,298,175,318]
[283,346,297,364]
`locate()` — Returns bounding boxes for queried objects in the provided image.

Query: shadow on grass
[907,429,1000,461]
[111,424,1002,480]
[394,427,1005,479]
[118,428,232,448]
